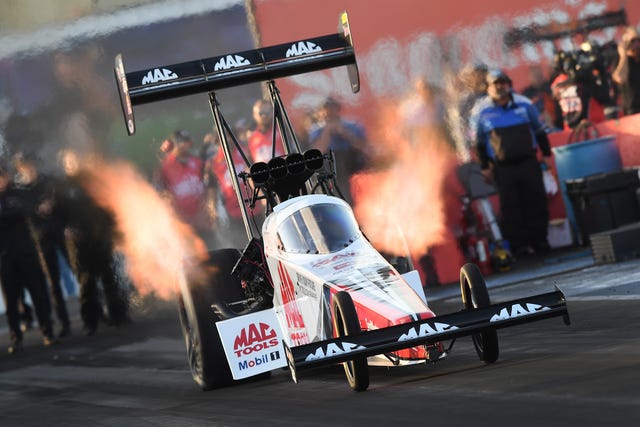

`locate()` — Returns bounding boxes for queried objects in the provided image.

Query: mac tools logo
[490,303,550,322]
[141,68,178,85]
[304,341,364,362]
[233,322,279,357]
[398,322,459,342]
[214,54,251,71]
[285,41,322,57]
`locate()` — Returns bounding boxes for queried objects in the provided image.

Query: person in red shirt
[247,99,283,163]
[159,130,214,240]
[204,131,248,247]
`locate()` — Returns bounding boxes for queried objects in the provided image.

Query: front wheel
[459,263,499,364]
[332,291,369,391]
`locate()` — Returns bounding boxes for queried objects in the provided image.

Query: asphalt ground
[0,246,639,426]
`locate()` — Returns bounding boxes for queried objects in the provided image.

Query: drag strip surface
[0,260,639,426]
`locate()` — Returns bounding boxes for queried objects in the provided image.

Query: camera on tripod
[552,41,616,84]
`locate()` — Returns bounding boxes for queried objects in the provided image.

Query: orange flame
[79,158,209,300]
[352,91,456,258]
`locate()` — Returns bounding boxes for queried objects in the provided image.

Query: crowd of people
[0,42,132,355]
[467,27,640,258]
[154,96,369,246]
[0,148,130,354]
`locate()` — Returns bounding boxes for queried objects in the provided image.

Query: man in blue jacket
[471,69,553,257]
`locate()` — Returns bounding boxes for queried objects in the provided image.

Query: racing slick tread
[179,248,243,390]
[460,263,500,363]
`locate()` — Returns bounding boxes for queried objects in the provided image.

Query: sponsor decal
[216,309,287,380]
[333,262,351,271]
[296,273,317,298]
[141,68,178,85]
[233,322,279,357]
[490,303,550,322]
[305,341,365,362]
[238,351,281,371]
[398,321,459,342]
[285,40,323,57]
[214,54,251,71]
[312,252,356,268]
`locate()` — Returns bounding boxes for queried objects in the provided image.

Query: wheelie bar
[284,288,569,381]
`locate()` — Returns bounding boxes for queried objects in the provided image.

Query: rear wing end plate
[114,11,359,135]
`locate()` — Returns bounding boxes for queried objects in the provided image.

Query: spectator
[0,155,56,353]
[57,149,130,335]
[158,130,215,243]
[248,99,283,163]
[551,44,614,129]
[13,152,72,338]
[458,63,489,141]
[233,118,252,147]
[204,131,248,247]
[470,69,553,257]
[612,26,640,116]
[151,138,174,190]
[308,97,368,204]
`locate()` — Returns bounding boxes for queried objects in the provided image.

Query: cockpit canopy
[277,203,361,254]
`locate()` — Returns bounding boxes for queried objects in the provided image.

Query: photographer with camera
[612,26,640,116]
[551,39,616,130]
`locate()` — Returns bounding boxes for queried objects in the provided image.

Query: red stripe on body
[277,261,309,346]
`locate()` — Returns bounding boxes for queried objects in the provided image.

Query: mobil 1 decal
[216,309,287,380]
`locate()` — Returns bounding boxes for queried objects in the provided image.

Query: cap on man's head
[486,69,512,85]
[172,129,192,143]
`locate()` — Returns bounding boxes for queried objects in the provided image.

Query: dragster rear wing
[284,288,570,383]
[115,11,359,135]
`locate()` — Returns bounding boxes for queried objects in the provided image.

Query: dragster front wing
[284,288,569,383]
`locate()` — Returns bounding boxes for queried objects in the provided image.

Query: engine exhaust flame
[352,83,456,259]
[77,157,209,301]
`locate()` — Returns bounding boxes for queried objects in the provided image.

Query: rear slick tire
[332,291,369,391]
[459,263,499,364]
[177,248,243,390]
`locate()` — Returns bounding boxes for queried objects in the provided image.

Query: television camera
[552,40,618,85]
[504,8,627,84]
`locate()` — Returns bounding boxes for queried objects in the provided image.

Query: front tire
[332,291,369,391]
[177,248,244,390]
[459,263,499,364]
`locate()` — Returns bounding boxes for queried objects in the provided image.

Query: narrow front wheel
[460,263,499,364]
[332,291,369,391]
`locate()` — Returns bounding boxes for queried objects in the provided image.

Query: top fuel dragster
[114,12,570,391]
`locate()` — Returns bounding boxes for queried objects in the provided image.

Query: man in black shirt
[613,27,640,116]
[57,150,130,335]
[0,156,56,353]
